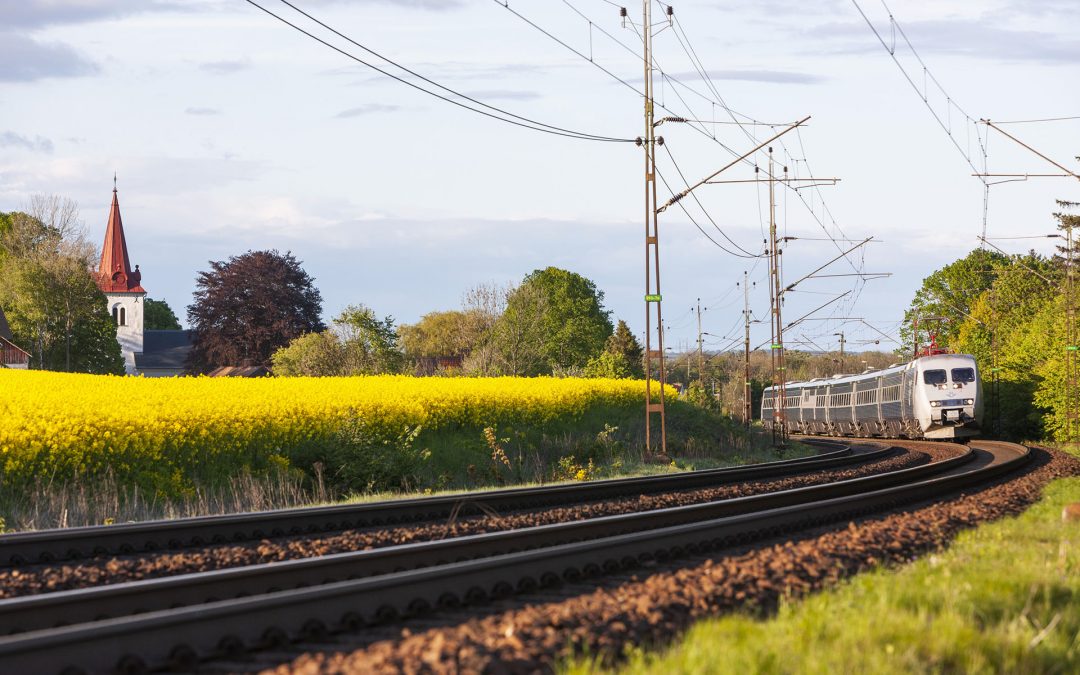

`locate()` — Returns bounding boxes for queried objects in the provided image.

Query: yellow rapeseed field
[0,370,670,494]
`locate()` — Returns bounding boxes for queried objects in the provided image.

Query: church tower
[95,182,146,374]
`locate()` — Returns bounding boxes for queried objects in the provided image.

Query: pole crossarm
[781,290,853,335]
[858,319,901,345]
[779,237,876,294]
[705,178,840,187]
[972,173,1076,178]
[979,120,1080,181]
[656,116,811,214]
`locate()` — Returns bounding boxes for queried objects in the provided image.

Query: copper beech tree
[185,250,324,372]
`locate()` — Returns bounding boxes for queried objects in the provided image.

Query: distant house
[0,307,30,370]
[415,355,464,375]
[134,330,194,377]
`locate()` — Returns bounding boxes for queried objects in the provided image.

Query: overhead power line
[849,0,989,184]
[993,116,1080,125]
[244,0,634,142]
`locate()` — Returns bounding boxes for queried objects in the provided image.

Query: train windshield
[922,369,947,385]
[951,368,976,383]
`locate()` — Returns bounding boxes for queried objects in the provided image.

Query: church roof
[96,187,146,294]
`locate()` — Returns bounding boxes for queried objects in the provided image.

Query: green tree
[0,199,123,374]
[270,330,343,376]
[271,305,404,376]
[492,267,613,375]
[337,304,405,375]
[489,281,548,376]
[398,309,491,362]
[898,247,1008,356]
[605,319,644,377]
[144,298,181,330]
[583,349,634,379]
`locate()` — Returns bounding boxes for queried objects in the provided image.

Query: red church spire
[96,179,145,294]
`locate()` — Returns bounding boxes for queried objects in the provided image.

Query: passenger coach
[762,353,982,440]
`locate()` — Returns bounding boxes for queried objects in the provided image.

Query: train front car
[912,354,982,439]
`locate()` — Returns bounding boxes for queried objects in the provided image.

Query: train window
[951,368,975,383]
[923,369,947,385]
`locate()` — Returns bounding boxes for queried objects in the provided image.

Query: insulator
[667,6,674,16]
[784,166,788,173]
[620,7,627,17]
[635,137,643,146]
[754,166,759,174]
[657,136,665,146]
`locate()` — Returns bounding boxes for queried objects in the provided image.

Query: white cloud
[0,131,54,153]
[0,33,98,82]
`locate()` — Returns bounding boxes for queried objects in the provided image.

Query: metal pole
[641,0,666,455]
[768,146,786,446]
[696,298,704,383]
[1068,222,1077,442]
[743,271,752,429]
[687,340,691,383]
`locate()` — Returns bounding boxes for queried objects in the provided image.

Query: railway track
[0,439,1031,674]
[0,438,859,566]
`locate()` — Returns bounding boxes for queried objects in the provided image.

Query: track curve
[0,440,1032,674]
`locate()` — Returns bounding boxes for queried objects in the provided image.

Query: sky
[1,0,1078,355]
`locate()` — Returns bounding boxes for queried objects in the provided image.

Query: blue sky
[2,0,1077,353]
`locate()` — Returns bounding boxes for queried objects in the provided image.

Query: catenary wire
[244,0,635,142]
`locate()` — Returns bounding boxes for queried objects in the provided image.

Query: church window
[112,305,126,326]
[120,307,126,326]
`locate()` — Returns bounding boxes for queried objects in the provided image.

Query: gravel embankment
[0,446,931,598]
[265,445,1079,675]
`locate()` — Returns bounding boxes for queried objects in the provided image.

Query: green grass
[405,402,804,492]
[0,420,810,532]
[566,474,1080,675]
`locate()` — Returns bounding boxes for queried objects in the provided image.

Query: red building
[0,307,30,369]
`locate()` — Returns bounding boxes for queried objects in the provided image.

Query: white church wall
[109,292,145,374]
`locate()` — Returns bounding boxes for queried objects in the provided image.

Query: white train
[762,353,983,440]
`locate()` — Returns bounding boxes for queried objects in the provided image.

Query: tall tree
[898,247,1008,356]
[144,298,182,330]
[336,304,405,375]
[605,319,645,377]
[491,267,613,375]
[186,250,324,372]
[0,199,123,374]
[459,281,509,376]
[489,282,549,376]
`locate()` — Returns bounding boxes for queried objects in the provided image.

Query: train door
[876,376,883,425]
[901,369,913,425]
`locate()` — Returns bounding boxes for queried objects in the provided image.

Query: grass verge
[568,470,1080,674]
[0,423,809,532]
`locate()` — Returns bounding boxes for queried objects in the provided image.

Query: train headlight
[930,401,942,407]
[964,398,974,405]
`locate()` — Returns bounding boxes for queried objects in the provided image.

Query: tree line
[189,250,646,379]
[899,199,1078,441]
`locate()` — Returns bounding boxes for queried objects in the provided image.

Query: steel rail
[0,444,922,635]
[0,439,858,566]
[0,442,1032,674]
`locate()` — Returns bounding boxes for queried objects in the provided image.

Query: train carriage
[762,353,982,440]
